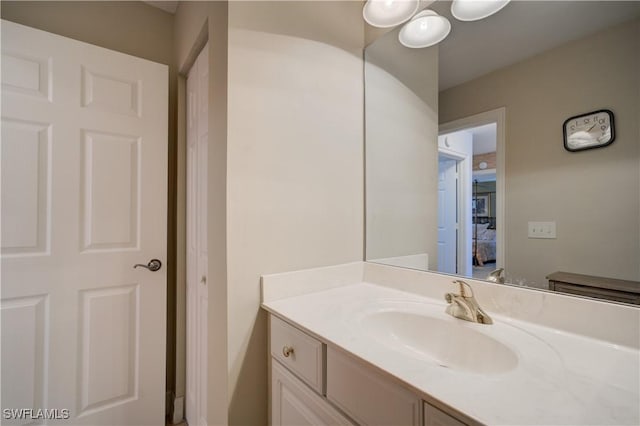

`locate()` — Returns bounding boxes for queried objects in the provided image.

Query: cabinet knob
[282,346,294,358]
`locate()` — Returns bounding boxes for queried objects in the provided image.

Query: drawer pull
[282,345,294,358]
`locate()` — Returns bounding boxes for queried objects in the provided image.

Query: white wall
[227,2,364,423]
[365,32,439,268]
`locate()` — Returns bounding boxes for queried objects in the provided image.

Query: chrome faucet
[445,280,493,324]
[486,268,505,284]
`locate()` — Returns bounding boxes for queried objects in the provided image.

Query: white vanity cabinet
[268,314,472,426]
[270,316,353,425]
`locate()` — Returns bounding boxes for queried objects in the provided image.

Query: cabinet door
[326,347,422,426]
[272,360,353,426]
[424,402,467,426]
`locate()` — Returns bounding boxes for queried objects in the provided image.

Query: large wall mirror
[365,1,640,297]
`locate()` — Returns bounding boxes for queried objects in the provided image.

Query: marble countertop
[262,282,640,425]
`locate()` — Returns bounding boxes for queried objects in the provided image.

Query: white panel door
[1,20,168,425]
[185,43,208,426]
[437,158,458,274]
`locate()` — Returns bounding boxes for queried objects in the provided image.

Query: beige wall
[1,1,174,65]
[0,0,181,409]
[440,18,640,287]
[226,2,364,423]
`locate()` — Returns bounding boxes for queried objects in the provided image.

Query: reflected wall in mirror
[364,1,640,297]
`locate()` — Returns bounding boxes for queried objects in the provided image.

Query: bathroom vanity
[262,262,640,426]
[265,274,463,425]
[269,313,471,426]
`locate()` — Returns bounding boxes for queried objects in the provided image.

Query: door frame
[184,41,209,426]
[439,107,506,270]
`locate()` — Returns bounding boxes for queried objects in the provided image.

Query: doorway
[439,108,506,280]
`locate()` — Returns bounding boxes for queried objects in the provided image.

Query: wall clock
[563,109,615,152]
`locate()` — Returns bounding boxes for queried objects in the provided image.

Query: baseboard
[172,395,185,424]
[166,391,173,416]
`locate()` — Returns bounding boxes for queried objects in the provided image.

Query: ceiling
[431,1,640,91]
[442,123,497,155]
[147,1,640,93]
[469,123,496,155]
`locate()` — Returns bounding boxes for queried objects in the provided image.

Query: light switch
[528,221,556,239]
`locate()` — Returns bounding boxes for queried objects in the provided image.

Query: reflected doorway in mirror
[439,107,506,279]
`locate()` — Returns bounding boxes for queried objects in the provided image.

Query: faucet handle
[452,280,474,298]
[486,268,505,284]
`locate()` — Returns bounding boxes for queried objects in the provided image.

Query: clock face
[563,109,615,152]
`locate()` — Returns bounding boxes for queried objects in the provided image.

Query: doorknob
[133,259,162,272]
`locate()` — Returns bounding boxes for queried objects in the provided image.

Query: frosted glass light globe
[399,10,451,49]
[451,0,511,22]
[363,0,420,28]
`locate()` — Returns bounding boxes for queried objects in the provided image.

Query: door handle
[133,259,162,272]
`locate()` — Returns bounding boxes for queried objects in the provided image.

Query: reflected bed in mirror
[364,1,640,304]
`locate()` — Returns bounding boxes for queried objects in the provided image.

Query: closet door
[185,43,209,426]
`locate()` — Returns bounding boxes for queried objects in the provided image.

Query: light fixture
[451,0,511,22]
[363,0,420,28]
[398,10,451,49]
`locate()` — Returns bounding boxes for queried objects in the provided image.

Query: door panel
[80,130,141,251]
[81,67,142,117]
[1,20,167,425]
[0,295,48,419]
[438,158,458,274]
[0,118,51,256]
[78,285,138,415]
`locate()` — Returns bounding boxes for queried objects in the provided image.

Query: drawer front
[270,315,324,393]
[272,360,353,426]
[326,346,421,426]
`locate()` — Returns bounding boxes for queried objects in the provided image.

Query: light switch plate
[528,221,556,239]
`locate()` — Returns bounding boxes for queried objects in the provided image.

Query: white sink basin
[358,304,519,374]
